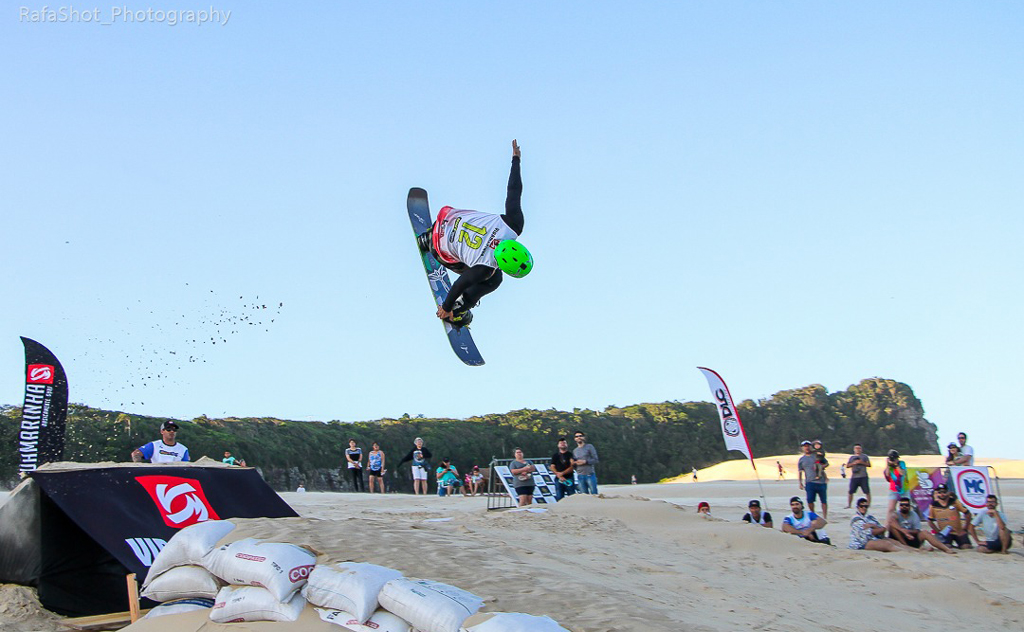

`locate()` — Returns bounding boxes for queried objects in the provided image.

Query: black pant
[348,467,364,491]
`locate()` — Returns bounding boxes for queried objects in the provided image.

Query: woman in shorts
[367,442,385,494]
[509,448,536,507]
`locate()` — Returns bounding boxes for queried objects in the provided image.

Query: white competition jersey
[432,206,519,268]
[146,440,190,463]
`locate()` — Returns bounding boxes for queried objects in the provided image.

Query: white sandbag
[142,597,214,619]
[203,537,317,602]
[378,578,483,632]
[460,612,570,632]
[140,565,222,602]
[209,585,305,623]
[315,607,414,631]
[302,562,404,623]
[144,519,236,584]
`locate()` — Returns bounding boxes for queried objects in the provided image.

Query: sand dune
[2,474,1021,631]
[663,453,1024,483]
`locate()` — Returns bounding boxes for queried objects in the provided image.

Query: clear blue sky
[2,2,1022,459]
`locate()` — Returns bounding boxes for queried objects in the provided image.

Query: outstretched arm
[502,140,523,235]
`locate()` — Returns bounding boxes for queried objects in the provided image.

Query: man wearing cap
[927,484,972,549]
[797,440,829,519]
[782,496,829,545]
[888,496,955,553]
[131,421,190,463]
[741,499,773,528]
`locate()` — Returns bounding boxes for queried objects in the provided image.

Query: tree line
[0,377,939,490]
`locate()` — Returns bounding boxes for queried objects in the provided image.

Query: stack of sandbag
[203,537,317,623]
[459,612,571,632]
[377,578,485,632]
[302,562,404,623]
[140,520,236,606]
[142,597,216,620]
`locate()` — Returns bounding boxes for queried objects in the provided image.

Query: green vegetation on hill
[0,378,938,490]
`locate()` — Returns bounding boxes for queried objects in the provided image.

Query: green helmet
[494,240,533,278]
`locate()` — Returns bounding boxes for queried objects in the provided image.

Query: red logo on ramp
[135,475,220,528]
[27,364,55,385]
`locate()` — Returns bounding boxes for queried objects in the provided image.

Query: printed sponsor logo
[715,389,741,436]
[723,418,740,437]
[956,469,989,509]
[135,475,221,528]
[289,564,314,582]
[26,364,55,385]
[125,537,168,566]
[235,553,266,562]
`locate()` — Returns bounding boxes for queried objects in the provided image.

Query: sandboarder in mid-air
[415,139,533,327]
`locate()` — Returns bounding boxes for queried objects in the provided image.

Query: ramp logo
[954,468,989,511]
[135,475,221,528]
[26,364,55,385]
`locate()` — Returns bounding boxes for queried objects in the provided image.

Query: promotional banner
[948,466,993,514]
[18,337,69,472]
[906,467,945,517]
[7,464,300,615]
[697,367,753,461]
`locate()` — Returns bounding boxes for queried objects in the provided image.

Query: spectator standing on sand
[956,432,974,465]
[367,442,386,494]
[132,421,190,463]
[572,431,600,494]
[888,497,955,553]
[550,437,576,501]
[798,440,829,519]
[509,448,537,507]
[398,437,432,495]
[883,449,908,517]
[345,439,364,492]
[781,496,830,545]
[692,467,698,483]
[846,444,871,508]
[927,484,973,549]
[848,497,912,552]
[777,461,785,480]
[945,443,965,468]
[970,494,1012,554]
[742,499,773,528]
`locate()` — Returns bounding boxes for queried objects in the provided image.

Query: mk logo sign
[135,475,220,528]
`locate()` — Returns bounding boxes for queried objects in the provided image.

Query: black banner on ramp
[18,337,69,472]
[0,463,298,616]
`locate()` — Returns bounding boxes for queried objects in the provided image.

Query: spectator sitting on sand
[927,485,972,549]
[849,497,912,552]
[742,499,773,528]
[782,497,830,545]
[970,494,1013,554]
[888,497,955,554]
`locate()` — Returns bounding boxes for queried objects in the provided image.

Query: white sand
[2,462,1022,631]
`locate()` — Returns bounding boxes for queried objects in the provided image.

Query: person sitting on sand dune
[887,497,955,554]
[848,497,913,552]
[782,497,830,545]
[742,499,773,528]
